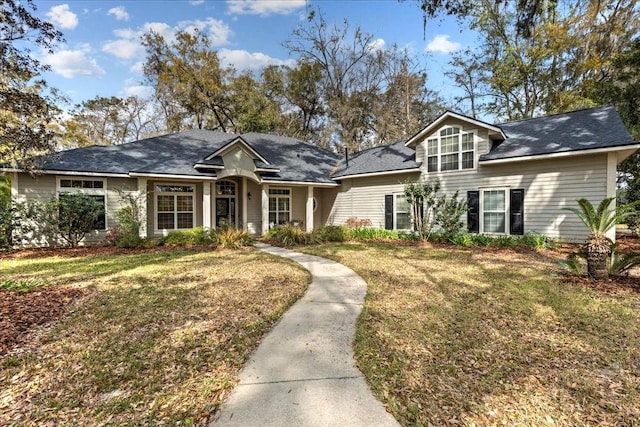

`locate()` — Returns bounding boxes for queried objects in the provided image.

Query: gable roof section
[205,136,270,164]
[242,133,341,184]
[331,141,420,179]
[481,105,637,162]
[405,110,506,148]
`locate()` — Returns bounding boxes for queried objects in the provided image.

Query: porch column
[137,178,147,238]
[306,186,314,232]
[11,172,18,201]
[242,177,248,231]
[261,184,269,235]
[203,182,212,229]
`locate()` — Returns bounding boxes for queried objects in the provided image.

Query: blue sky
[32,0,477,109]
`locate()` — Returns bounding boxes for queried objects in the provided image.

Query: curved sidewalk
[213,243,399,426]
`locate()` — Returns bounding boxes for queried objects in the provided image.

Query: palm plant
[565,197,630,279]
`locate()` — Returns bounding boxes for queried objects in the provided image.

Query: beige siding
[327,173,420,228]
[246,180,262,234]
[331,154,609,242]
[16,173,56,203]
[147,179,204,237]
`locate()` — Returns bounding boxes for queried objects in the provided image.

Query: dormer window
[426,127,475,172]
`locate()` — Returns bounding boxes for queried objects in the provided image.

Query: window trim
[268,187,291,228]
[425,126,477,173]
[214,180,237,228]
[480,187,510,235]
[393,193,412,231]
[154,182,197,232]
[56,176,107,230]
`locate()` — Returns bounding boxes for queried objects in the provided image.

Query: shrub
[521,232,549,250]
[56,194,104,248]
[449,232,474,246]
[265,224,313,246]
[471,234,493,246]
[212,228,254,249]
[607,244,640,276]
[559,252,585,275]
[435,191,467,238]
[0,176,11,249]
[348,227,400,240]
[160,228,217,247]
[313,225,349,242]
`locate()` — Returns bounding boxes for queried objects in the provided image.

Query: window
[269,188,290,226]
[468,188,524,235]
[483,189,506,234]
[216,181,236,196]
[384,194,412,230]
[395,195,411,230]
[57,177,106,230]
[426,127,475,172]
[156,184,195,230]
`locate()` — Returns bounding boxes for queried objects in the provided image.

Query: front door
[216,198,235,228]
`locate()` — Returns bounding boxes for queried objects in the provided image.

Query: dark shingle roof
[481,105,636,161]
[331,141,420,179]
[33,129,341,183]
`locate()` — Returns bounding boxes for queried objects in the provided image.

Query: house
[3,105,638,245]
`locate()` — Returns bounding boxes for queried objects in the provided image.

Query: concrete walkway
[213,243,399,427]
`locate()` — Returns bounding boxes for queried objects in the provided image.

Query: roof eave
[479,143,640,165]
[332,167,422,180]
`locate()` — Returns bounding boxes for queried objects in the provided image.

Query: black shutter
[467,191,479,233]
[385,195,394,230]
[510,188,525,235]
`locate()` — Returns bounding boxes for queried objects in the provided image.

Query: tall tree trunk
[587,250,609,280]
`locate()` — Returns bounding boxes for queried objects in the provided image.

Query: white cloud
[190,0,205,5]
[426,34,461,54]
[108,6,130,21]
[177,18,232,46]
[41,49,105,78]
[142,22,176,40]
[219,48,295,71]
[227,0,306,16]
[102,38,145,60]
[46,4,78,30]
[122,84,153,99]
[369,38,386,52]
[129,61,145,74]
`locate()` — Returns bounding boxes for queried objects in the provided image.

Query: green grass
[302,242,640,426]
[0,248,309,425]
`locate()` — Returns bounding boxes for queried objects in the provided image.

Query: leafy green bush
[0,175,11,249]
[398,231,420,241]
[212,228,254,249]
[471,234,493,246]
[348,227,400,240]
[449,232,474,246]
[265,224,313,246]
[56,194,104,248]
[1,279,47,293]
[160,228,216,247]
[521,232,549,250]
[313,225,349,242]
[607,244,640,276]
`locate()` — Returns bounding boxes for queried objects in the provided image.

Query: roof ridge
[497,104,613,126]
[348,140,405,157]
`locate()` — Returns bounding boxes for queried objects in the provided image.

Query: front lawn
[303,242,640,426]
[0,248,309,425]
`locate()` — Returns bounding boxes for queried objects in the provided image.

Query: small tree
[565,197,632,280]
[112,189,146,248]
[57,194,103,247]
[435,190,467,239]
[403,179,467,240]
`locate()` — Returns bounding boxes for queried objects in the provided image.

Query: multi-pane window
[216,181,235,196]
[60,179,104,189]
[483,189,506,233]
[395,194,411,230]
[269,188,290,227]
[426,127,475,172]
[156,184,194,230]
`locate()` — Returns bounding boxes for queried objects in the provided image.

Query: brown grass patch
[303,242,640,426]
[0,248,309,425]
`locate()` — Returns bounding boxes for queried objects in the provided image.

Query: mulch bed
[0,286,88,355]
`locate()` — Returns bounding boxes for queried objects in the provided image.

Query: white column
[11,172,18,201]
[606,152,617,242]
[203,182,212,229]
[306,186,314,232]
[242,177,248,231]
[261,184,269,235]
[137,178,148,238]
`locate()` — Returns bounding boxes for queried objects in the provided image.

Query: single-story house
[3,105,638,245]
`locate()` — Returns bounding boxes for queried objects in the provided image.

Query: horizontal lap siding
[328,173,420,228]
[16,174,56,203]
[430,154,608,243]
[246,180,262,234]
